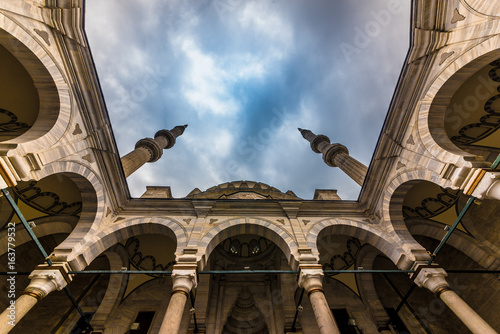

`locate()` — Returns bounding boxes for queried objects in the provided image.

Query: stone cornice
[42,0,86,46]
[47,4,130,209]
[119,198,367,218]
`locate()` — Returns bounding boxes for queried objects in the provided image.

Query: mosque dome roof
[185,180,300,200]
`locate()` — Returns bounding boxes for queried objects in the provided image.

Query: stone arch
[32,161,104,226]
[405,218,500,269]
[0,15,71,151]
[418,37,500,164]
[29,162,104,264]
[384,170,500,270]
[0,215,77,256]
[383,169,455,247]
[90,244,130,331]
[463,1,500,17]
[308,218,423,270]
[63,217,187,271]
[199,217,299,270]
[355,245,390,329]
[384,170,454,219]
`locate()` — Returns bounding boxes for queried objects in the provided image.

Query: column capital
[135,137,163,162]
[411,263,450,295]
[171,265,197,294]
[298,264,324,293]
[24,262,73,299]
[467,169,500,200]
[298,249,319,263]
[298,251,319,264]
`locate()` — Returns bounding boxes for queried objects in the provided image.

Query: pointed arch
[62,217,187,271]
[199,217,299,270]
[0,15,71,151]
[417,36,500,164]
[382,169,455,248]
[32,161,104,232]
[308,218,424,270]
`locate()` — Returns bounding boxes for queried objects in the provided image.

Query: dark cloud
[86,0,410,199]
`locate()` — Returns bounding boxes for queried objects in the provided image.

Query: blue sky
[85,0,411,199]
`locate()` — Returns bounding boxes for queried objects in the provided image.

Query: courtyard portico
[0,1,499,333]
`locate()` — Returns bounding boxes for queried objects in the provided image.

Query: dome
[185,180,300,200]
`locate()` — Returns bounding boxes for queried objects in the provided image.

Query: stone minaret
[298,128,367,186]
[121,125,187,177]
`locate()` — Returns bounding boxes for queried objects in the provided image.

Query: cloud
[85,0,411,200]
[232,54,266,80]
[238,1,293,50]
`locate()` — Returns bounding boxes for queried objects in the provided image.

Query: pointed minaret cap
[298,128,331,154]
[298,127,367,186]
[155,124,188,149]
[170,124,188,137]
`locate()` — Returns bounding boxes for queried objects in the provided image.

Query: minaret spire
[121,125,188,177]
[298,128,367,186]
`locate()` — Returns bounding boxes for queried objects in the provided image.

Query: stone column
[298,128,367,186]
[159,266,197,334]
[121,124,187,177]
[0,263,73,334]
[298,265,340,334]
[413,266,497,334]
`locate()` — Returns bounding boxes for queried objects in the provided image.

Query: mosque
[0,1,499,333]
